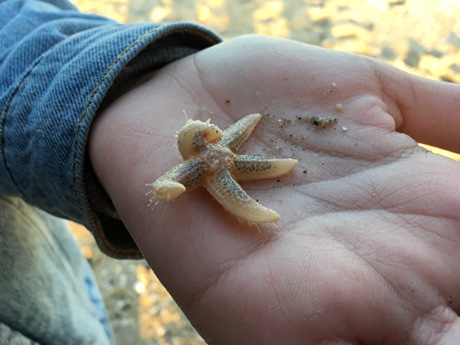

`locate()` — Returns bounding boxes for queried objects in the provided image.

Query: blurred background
[68,0,460,344]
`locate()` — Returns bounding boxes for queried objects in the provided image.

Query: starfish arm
[205,168,280,224]
[148,159,207,201]
[177,119,223,160]
[233,155,298,181]
[219,113,262,151]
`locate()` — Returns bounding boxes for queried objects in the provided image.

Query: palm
[91,35,460,343]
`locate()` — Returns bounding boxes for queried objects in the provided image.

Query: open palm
[90,35,460,344]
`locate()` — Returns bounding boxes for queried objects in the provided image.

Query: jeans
[0,196,114,344]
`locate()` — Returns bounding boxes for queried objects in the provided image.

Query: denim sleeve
[0,0,221,258]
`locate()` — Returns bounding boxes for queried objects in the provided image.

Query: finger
[376,61,460,153]
[411,306,460,344]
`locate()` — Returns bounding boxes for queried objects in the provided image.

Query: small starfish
[147,113,298,224]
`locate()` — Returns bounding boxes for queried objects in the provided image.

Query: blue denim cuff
[0,0,221,258]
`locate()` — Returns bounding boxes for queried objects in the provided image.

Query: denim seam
[71,25,168,204]
[71,25,169,255]
[73,26,221,256]
[71,25,222,205]
[93,212,141,256]
[0,58,44,199]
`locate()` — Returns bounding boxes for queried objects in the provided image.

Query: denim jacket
[0,0,221,258]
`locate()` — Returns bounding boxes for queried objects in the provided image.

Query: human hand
[89,35,460,344]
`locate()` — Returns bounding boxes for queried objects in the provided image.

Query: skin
[89,35,460,344]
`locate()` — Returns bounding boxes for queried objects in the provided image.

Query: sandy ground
[68,0,460,344]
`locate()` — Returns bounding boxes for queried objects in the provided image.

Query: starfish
[147,113,298,224]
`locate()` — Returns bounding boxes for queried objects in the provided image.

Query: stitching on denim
[92,212,141,257]
[71,25,166,206]
[1,58,44,198]
[71,25,167,255]
[73,26,220,254]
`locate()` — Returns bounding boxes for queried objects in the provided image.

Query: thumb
[376,61,460,153]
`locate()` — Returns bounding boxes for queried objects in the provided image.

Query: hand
[89,35,460,344]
